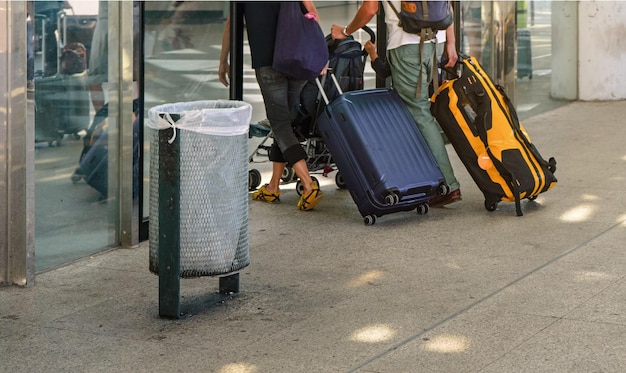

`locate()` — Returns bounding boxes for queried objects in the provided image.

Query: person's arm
[443,22,458,68]
[365,40,391,79]
[330,0,378,40]
[371,58,392,79]
[218,16,231,87]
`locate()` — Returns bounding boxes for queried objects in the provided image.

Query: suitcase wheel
[384,192,400,206]
[71,171,83,184]
[438,184,451,196]
[484,200,498,212]
[364,215,376,226]
[416,203,429,215]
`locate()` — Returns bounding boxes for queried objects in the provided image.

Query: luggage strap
[415,31,440,99]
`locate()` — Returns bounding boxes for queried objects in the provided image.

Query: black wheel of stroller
[335,172,346,189]
[416,203,429,215]
[248,169,262,191]
[296,176,319,196]
[282,166,296,182]
[364,215,376,226]
[296,180,303,196]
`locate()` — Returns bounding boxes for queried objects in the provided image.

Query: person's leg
[285,77,322,209]
[286,78,316,195]
[252,159,285,203]
[255,67,307,161]
[255,67,322,210]
[389,44,460,192]
[267,161,286,191]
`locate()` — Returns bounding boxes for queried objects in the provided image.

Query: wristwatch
[342,25,350,37]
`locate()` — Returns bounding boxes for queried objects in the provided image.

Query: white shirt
[382,0,447,50]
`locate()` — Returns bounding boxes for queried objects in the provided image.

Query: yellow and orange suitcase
[431,55,557,216]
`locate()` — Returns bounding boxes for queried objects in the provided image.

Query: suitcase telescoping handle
[314,73,344,106]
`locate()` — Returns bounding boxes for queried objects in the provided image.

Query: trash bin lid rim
[147,100,252,136]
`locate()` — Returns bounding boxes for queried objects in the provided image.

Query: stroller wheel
[296,179,303,196]
[335,172,347,189]
[281,166,296,182]
[248,169,262,191]
[296,176,318,196]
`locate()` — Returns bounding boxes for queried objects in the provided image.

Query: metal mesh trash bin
[147,100,252,278]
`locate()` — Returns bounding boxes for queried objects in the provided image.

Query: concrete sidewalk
[2,100,626,372]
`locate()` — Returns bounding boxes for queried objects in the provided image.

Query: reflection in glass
[32,0,118,271]
[142,2,230,222]
[458,1,563,121]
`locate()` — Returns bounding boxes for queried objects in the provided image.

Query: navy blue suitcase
[315,79,448,225]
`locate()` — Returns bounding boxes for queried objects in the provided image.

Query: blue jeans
[388,43,460,191]
[255,66,307,165]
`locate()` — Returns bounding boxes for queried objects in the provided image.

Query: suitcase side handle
[314,72,344,106]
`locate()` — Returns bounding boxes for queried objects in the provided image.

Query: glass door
[31,0,118,271]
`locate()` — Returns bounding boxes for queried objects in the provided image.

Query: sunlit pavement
[9,2,626,371]
[2,100,626,372]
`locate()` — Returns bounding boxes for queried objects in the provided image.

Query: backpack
[387,1,453,38]
[325,35,365,98]
[293,35,367,140]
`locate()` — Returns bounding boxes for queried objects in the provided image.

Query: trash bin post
[219,273,239,294]
[157,127,182,318]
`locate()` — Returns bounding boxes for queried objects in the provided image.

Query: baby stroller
[248,26,376,193]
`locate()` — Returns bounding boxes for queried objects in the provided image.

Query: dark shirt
[242,2,281,69]
[371,57,392,79]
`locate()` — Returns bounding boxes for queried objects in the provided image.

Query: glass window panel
[142,1,230,221]
[32,0,118,271]
[458,1,570,121]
